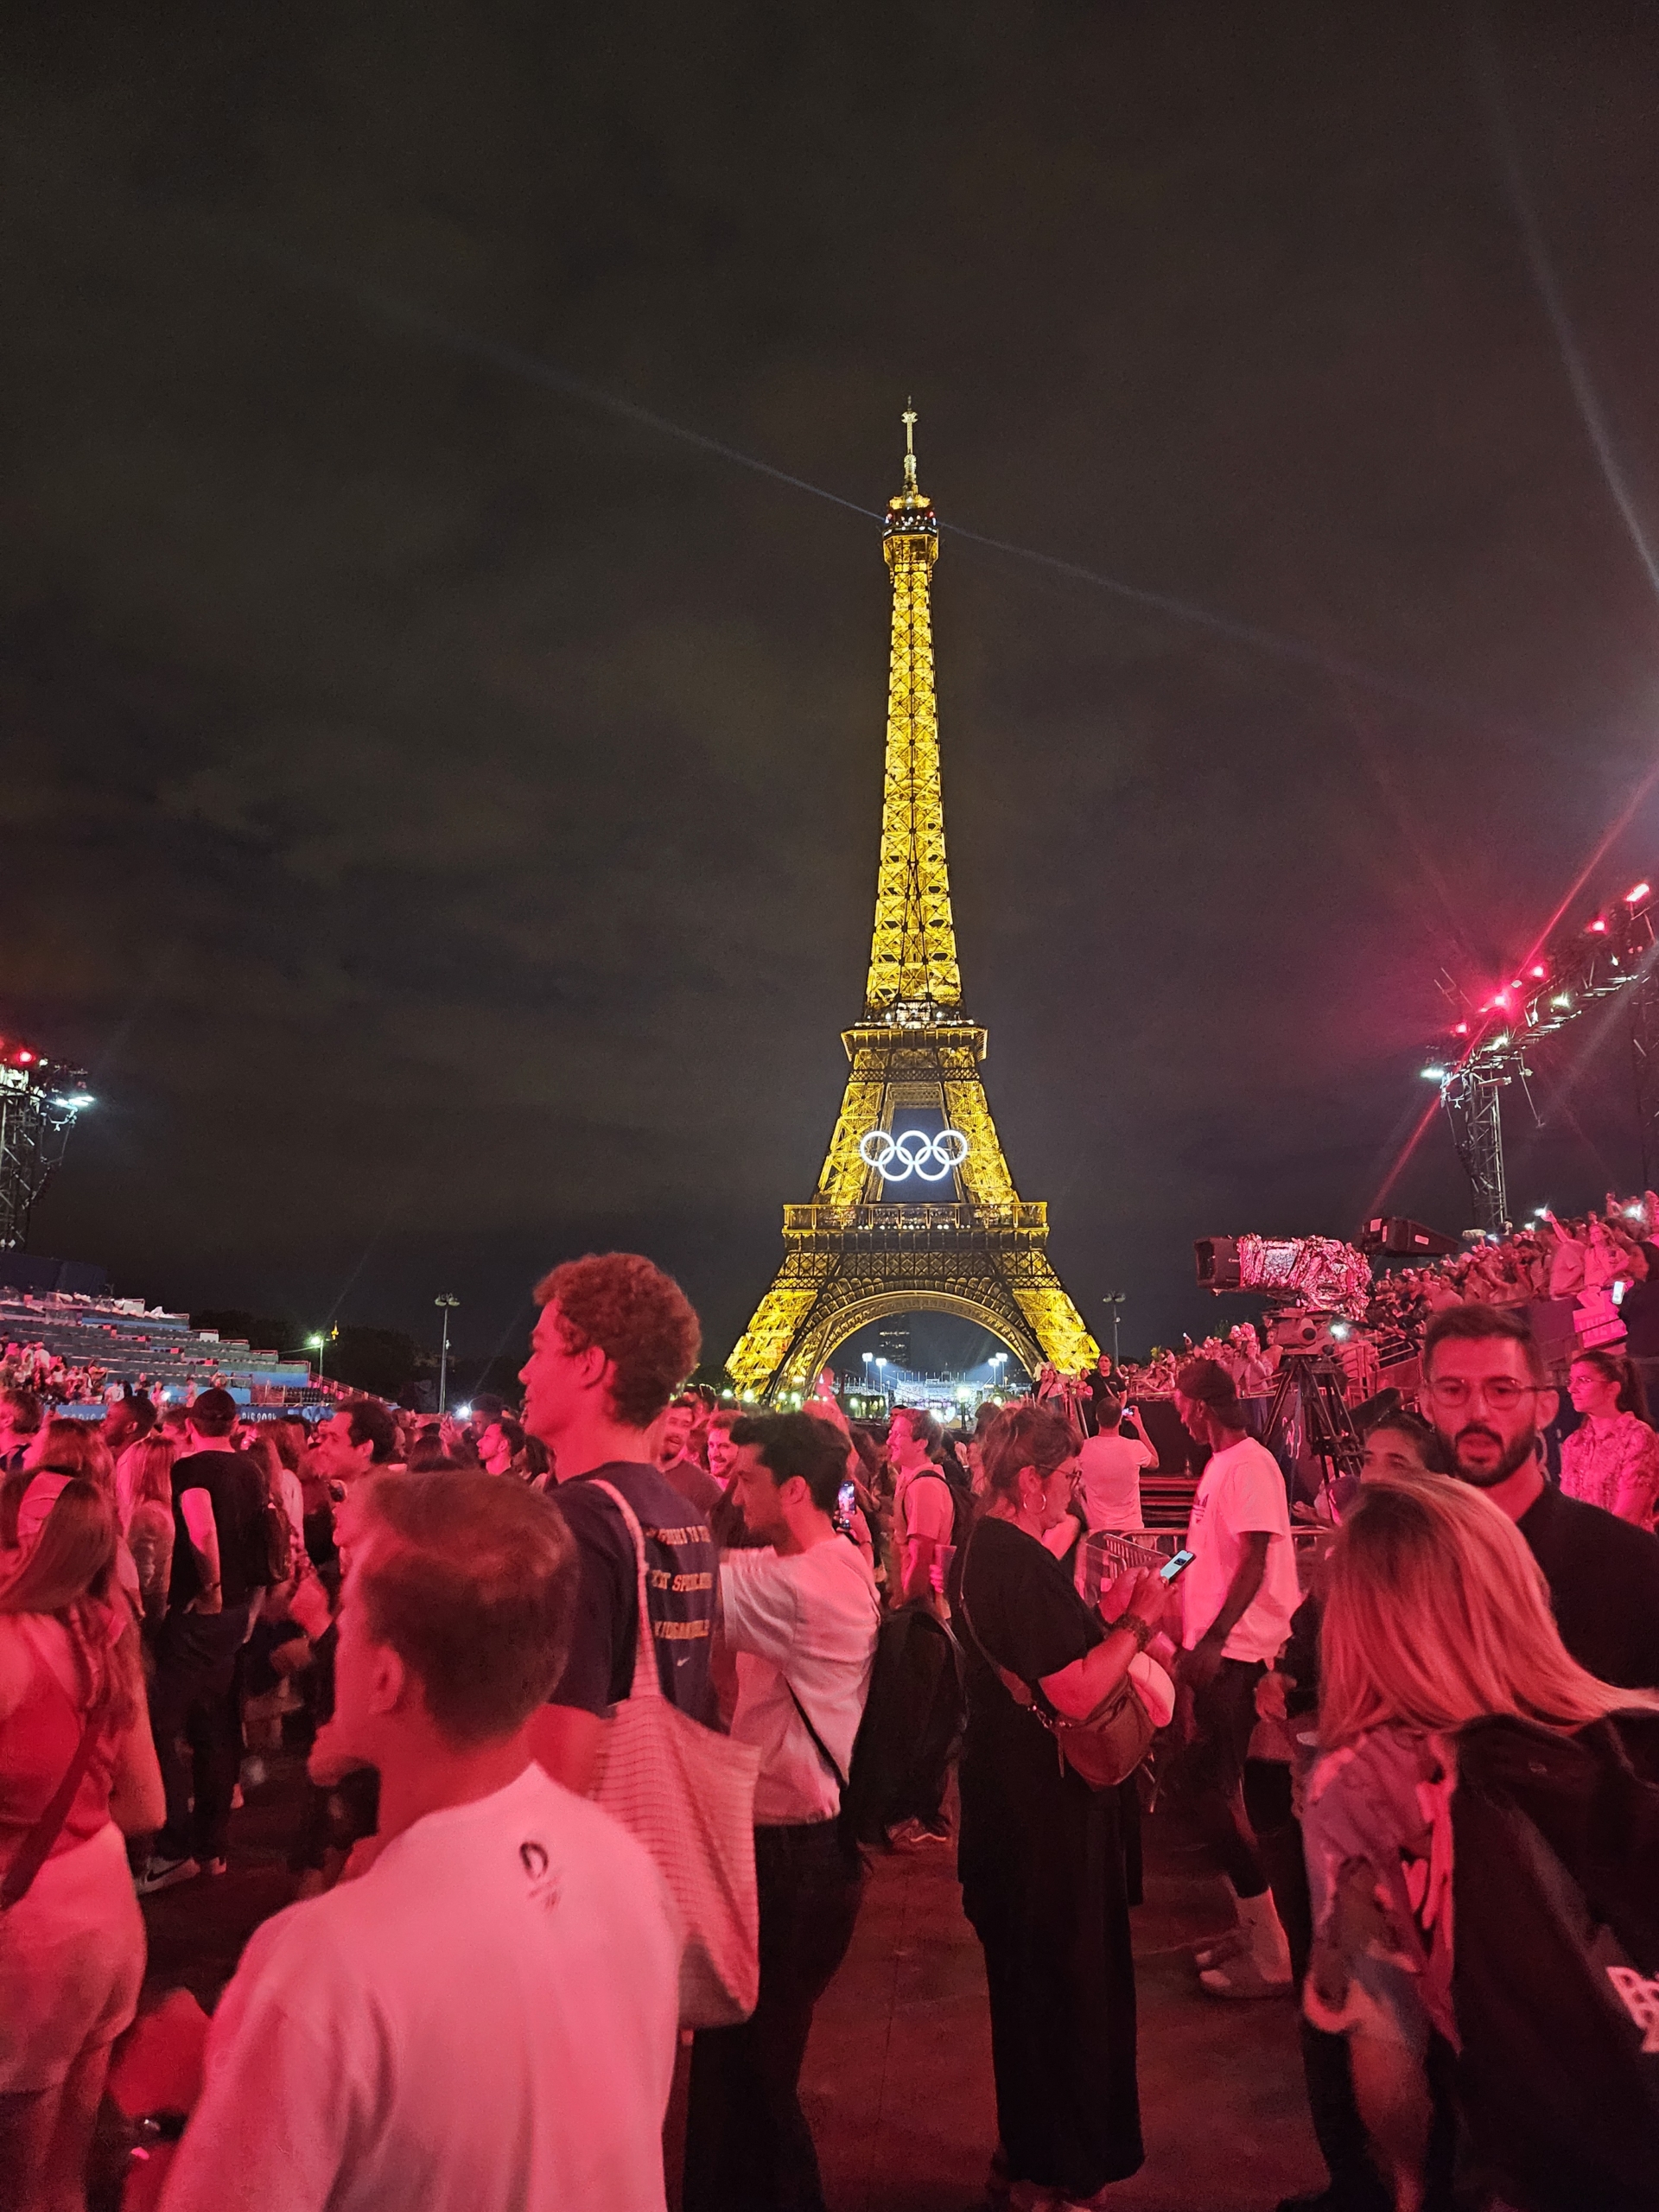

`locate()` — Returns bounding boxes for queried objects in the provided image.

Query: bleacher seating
[0,1292,317,1406]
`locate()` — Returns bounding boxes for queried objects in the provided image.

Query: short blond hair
[1319,1471,1659,1747]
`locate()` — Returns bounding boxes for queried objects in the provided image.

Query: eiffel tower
[728,412,1099,1402]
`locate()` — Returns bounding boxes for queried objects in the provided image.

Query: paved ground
[137,1758,1323,2211]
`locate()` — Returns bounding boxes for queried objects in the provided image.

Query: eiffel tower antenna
[727,412,1098,1403]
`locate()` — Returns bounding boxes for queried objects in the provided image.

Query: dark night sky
[5,3,1659,1370]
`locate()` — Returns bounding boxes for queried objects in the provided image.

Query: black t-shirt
[1518,1479,1659,1692]
[167,1449,269,1609]
[548,1461,719,1727]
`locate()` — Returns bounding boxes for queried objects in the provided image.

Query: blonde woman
[1304,1472,1659,2212]
[0,1479,164,2209]
[120,1434,179,1628]
[1,1421,117,1556]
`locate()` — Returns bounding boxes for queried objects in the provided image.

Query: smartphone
[1159,1548,1197,1583]
[835,1478,857,1533]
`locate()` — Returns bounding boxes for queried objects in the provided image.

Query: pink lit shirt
[1559,1413,1659,1529]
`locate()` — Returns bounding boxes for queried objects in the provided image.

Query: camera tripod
[1260,1349,1365,1507]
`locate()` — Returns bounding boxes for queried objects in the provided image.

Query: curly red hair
[533,1253,701,1429]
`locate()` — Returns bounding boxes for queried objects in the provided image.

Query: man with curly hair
[522,1253,719,1795]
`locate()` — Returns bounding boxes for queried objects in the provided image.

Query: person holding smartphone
[950,1403,1171,2212]
[1075,1393,1156,1534]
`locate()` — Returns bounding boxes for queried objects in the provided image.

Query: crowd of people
[2,1255,1658,2212]
[0,1341,111,1406]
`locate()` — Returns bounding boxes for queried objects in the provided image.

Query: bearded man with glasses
[1420,1303,1659,1688]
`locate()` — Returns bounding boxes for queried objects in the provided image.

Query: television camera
[1193,1233,1374,1506]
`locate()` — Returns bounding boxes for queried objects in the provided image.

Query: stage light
[1627,883,1650,904]
[1453,1022,1469,1036]
[16,1051,33,1064]
[1590,917,1609,933]
[1509,980,1522,991]
[454,1402,472,1420]
[1552,993,1573,1009]
[1529,965,1546,980]
[1421,1065,1446,1081]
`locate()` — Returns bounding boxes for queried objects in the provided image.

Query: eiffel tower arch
[729,413,1098,1403]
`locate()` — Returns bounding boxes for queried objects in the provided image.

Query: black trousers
[683,1819,864,2212]
[1173,1656,1268,1898]
[149,1605,250,1863]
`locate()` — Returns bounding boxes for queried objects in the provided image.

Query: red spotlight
[1454,1022,1470,1036]
[1529,964,1546,979]
[16,1051,33,1065]
[1590,917,1609,933]
[1626,882,1651,905]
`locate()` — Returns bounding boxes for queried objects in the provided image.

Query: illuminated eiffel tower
[728,412,1099,1402]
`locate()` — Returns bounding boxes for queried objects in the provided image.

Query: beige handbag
[589,1483,761,2028]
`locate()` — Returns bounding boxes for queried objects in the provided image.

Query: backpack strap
[785,1683,849,1797]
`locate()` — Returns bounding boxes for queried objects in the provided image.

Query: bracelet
[1110,1613,1155,1653]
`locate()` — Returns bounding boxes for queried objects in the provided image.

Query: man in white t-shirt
[684,1413,878,2212]
[1075,1393,1156,1531]
[160,1471,681,2212]
[1171,1357,1301,1999]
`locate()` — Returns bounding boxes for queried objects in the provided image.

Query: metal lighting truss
[1428,886,1657,1234]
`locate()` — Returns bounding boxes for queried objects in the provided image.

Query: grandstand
[0,1290,320,1407]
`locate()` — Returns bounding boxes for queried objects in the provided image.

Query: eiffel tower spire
[726,414,1097,1403]
[866,407,962,1016]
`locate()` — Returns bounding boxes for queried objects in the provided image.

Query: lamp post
[307,1328,336,1382]
[1102,1293,1127,1368]
[435,1294,461,1414]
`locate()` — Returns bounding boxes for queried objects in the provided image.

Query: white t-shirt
[160,1764,680,2212]
[1076,1433,1154,1533]
[720,1537,880,1826]
[1180,1435,1300,1663]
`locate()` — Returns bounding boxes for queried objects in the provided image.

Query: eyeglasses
[1424,1377,1543,1410]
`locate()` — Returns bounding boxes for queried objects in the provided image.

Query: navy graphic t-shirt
[548,1461,720,1727]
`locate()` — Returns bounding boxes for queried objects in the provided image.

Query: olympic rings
[858,1127,970,1183]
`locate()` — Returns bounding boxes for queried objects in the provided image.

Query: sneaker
[135,1854,200,1896]
[887,1816,953,1852]
[1198,1954,1294,1999]
[1192,1924,1250,1973]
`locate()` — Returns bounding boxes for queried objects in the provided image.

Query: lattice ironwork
[1427,882,1659,1231]
[0,1063,91,1249]
[729,417,1096,1401]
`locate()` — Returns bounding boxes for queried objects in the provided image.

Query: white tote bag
[588,1482,760,2029]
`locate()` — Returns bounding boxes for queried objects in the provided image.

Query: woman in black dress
[952,1403,1169,2212]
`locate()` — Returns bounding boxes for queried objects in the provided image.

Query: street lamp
[1102,1293,1127,1368]
[435,1294,461,1414]
[307,1328,337,1381]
